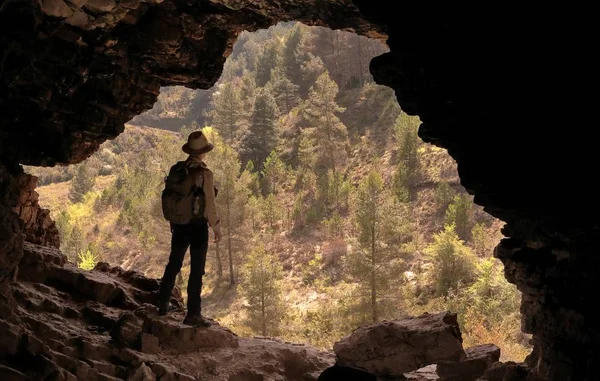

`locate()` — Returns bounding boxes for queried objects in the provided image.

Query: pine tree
[256,40,281,87]
[424,224,477,297]
[69,164,95,203]
[347,170,409,323]
[239,70,257,120]
[241,246,284,336]
[282,24,304,86]
[262,150,287,195]
[267,67,301,114]
[301,72,349,174]
[211,142,251,285]
[209,81,243,146]
[239,89,279,171]
[445,194,473,242]
[261,193,282,233]
[393,112,421,199]
[471,223,489,257]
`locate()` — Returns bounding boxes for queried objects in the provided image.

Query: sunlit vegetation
[27,22,529,362]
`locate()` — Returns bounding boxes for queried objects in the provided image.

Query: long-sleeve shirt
[185,156,220,228]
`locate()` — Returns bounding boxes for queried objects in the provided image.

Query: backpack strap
[192,167,204,193]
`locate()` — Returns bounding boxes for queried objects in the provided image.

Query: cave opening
[25,21,532,365]
[5,2,596,380]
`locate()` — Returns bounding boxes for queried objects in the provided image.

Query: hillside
[26,21,529,362]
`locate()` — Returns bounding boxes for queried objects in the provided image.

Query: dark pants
[158,221,208,316]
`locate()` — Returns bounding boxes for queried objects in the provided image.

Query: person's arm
[202,170,222,242]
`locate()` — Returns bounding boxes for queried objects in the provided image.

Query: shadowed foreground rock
[436,344,500,381]
[479,362,545,381]
[1,242,334,380]
[333,312,466,377]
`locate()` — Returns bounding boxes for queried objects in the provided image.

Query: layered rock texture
[0,1,597,380]
[4,242,335,380]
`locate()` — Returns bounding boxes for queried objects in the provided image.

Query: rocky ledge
[0,242,539,380]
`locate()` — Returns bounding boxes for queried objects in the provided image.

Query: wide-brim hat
[182,130,214,154]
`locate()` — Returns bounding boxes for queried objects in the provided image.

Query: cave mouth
[25,21,531,363]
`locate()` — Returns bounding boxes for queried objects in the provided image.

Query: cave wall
[1,1,598,380]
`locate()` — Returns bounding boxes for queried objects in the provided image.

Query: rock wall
[13,173,60,248]
[1,1,598,380]
[0,163,24,290]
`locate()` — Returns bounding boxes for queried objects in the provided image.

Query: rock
[0,364,28,381]
[333,312,465,377]
[84,0,116,13]
[110,312,142,347]
[149,362,177,378]
[120,0,140,9]
[139,333,160,354]
[404,365,438,380]
[49,266,131,306]
[18,242,66,283]
[436,344,500,381]
[65,0,88,7]
[142,316,239,353]
[66,11,92,30]
[52,350,94,379]
[480,361,545,381]
[128,363,156,381]
[88,359,118,377]
[318,364,377,381]
[0,320,21,357]
[38,0,74,18]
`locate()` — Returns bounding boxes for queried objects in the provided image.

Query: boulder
[436,344,500,381]
[333,312,465,377]
[110,312,142,347]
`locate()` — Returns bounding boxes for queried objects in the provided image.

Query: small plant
[77,249,99,271]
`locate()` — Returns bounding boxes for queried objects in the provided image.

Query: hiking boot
[183,314,211,327]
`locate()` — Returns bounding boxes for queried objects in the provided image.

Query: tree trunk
[215,242,223,278]
[371,221,377,323]
[227,196,235,285]
[261,291,266,336]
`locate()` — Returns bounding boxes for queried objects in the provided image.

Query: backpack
[161,161,204,225]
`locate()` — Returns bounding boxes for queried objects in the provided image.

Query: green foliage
[392,162,410,203]
[424,224,477,297]
[267,67,301,114]
[301,72,349,174]
[244,160,261,196]
[324,169,351,215]
[393,112,420,198]
[77,249,100,271]
[261,193,282,232]
[256,40,282,87]
[211,141,252,285]
[445,194,473,242]
[471,223,490,256]
[348,170,410,323]
[281,24,305,89]
[239,89,279,171]
[241,246,285,336]
[323,211,344,238]
[69,165,96,203]
[434,182,456,212]
[261,150,287,195]
[208,81,243,145]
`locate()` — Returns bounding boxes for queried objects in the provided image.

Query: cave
[0,1,597,381]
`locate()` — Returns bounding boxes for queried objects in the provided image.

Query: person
[157,130,222,327]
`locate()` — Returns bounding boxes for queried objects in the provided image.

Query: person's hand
[213,226,222,243]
